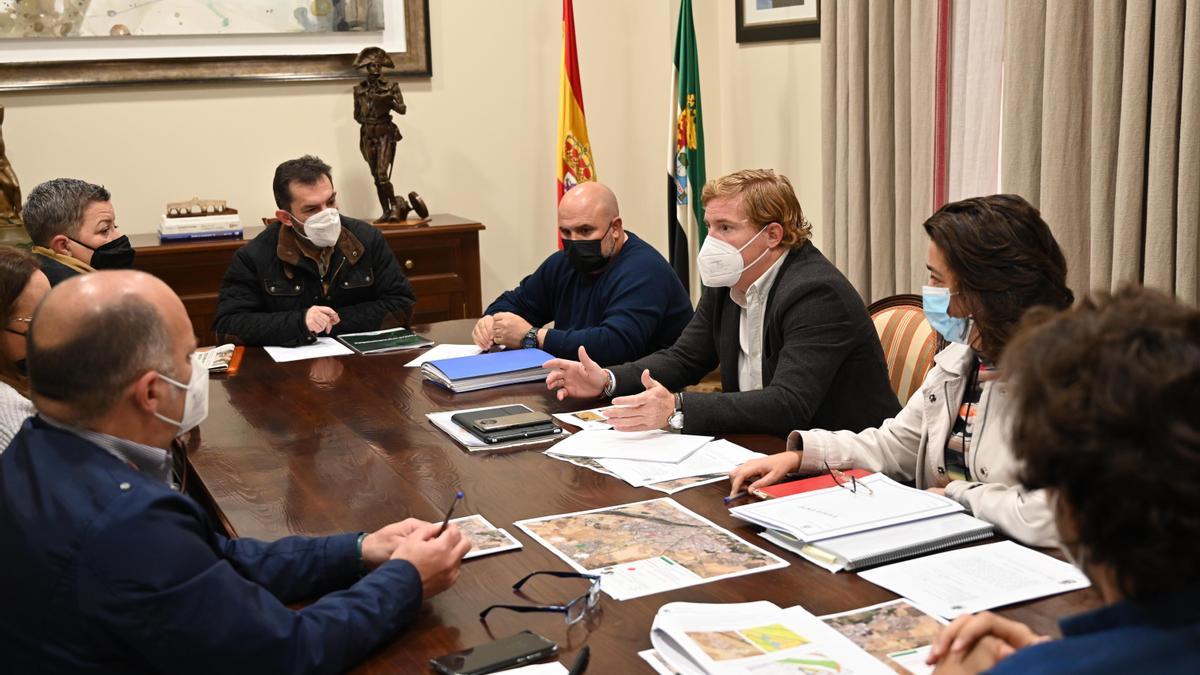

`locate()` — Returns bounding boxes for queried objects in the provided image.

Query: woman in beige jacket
[729,194,1074,547]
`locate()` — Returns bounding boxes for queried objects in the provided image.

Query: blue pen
[723,491,748,504]
[437,491,464,535]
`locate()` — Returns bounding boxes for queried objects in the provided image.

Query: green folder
[336,327,434,355]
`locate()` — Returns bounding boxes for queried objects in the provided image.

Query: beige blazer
[789,343,1058,547]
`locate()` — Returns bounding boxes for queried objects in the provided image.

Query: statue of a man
[0,105,22,226]
[353,47,410,223]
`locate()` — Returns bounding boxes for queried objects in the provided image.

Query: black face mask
[563,221,615,275]
[70,235,136,270]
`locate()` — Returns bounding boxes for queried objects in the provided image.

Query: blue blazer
[0,417,423,674]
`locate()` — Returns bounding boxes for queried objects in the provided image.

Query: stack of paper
[420,348,553,392]
[731,474,993,572]
[543,421,764,494]
[649,601,894,675]
[545,429,714,463]
[857,541,1091,619]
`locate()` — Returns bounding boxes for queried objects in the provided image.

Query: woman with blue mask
[730,194,1075,547]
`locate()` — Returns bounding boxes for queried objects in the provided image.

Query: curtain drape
[823,0,1199,304]
[1001,0,1200,302]
[821,0,939,302]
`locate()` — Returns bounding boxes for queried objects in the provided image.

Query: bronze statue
[353,47,428,224]
[0,105,22,227]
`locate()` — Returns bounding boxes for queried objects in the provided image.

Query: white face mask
[697,225,771,287]
[153,353,210,437]
[292,207,342,248]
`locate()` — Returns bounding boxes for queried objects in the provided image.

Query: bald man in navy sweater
[473,182,693,367]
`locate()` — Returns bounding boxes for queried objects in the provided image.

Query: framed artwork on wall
[736,0,820,43]
[0,0,430,91]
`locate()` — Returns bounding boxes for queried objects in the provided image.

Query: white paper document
[639,649,683,675]
[426,405,567,452]
[553,407,615,430]
[451,515,523,559]
[263,337,354,363]
[818,599,948,675]
[597,439,764,487]
[514,498,787,601]
[500,663,569,674]
[729,473,964,543]
[403,343,482,367]
[650,601,893,675]
[858,540,1092,619]
[543,429,713,462]
[644,474,729,495]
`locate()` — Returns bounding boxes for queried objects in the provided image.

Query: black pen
[436,491,464,536]
[567,645,590,675]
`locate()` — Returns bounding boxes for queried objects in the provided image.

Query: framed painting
[736,0,820,43]
[0,0,430,91]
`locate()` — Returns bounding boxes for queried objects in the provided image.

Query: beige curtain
[1002,0,1200,302]
[821,0,938,302]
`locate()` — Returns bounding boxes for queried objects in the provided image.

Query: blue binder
[428,349,553,379]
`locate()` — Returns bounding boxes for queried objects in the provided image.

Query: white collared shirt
[729,251,787,392]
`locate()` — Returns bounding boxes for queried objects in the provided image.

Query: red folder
[751,468,873,500]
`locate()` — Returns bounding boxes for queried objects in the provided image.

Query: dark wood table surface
[187,319,1102,674]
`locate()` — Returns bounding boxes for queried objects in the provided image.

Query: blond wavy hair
[700,169,812,249]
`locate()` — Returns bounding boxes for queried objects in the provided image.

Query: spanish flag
[557,0,596,207]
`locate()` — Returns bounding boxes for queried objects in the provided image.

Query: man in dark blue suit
[0,270,470,674]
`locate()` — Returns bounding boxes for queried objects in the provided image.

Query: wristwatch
[521,327,539,349]
[668,393,685,431]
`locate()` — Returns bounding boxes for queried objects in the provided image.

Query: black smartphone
[429,630,558,675]
[471,411,553,433]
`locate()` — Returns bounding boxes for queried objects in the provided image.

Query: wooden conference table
[187,319,1101,674]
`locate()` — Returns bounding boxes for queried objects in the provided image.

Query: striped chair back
[868,294,940,404]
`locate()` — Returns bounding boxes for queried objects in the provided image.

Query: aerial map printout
[515,498,788,600]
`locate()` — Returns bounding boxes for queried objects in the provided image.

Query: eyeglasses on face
[478,570,601,626]
[4,316,31,337]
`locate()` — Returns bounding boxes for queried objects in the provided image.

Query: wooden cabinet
[131,214,484,342]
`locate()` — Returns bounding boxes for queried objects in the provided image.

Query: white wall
[2,0,822,302]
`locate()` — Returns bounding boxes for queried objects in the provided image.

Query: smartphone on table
[429,630,558,675]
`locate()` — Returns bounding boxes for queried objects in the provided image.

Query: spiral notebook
[761,513,994,573]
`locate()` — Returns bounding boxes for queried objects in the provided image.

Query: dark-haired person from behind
[0,246,49,449]
[212,155,416,347]
[22,178,135,285]
[926,286,1200,674]
[731,194,1075,546]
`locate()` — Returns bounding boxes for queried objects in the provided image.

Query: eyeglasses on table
[478,570,601,626]
[825,460,874,495]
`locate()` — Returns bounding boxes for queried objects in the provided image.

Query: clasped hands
[472,313,536,350]
[543,346,674,431]
[360,518,472,600]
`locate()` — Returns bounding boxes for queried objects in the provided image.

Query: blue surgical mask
[922,286,972,345]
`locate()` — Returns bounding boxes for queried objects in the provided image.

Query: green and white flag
[668,0,707,300]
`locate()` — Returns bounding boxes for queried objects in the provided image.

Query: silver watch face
[669,411,684,430]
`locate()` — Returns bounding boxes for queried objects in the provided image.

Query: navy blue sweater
[485,231,693,366]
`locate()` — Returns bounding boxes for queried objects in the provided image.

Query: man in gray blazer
[544,169,900,438]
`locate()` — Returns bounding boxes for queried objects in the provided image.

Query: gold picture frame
[0,0,430,92]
